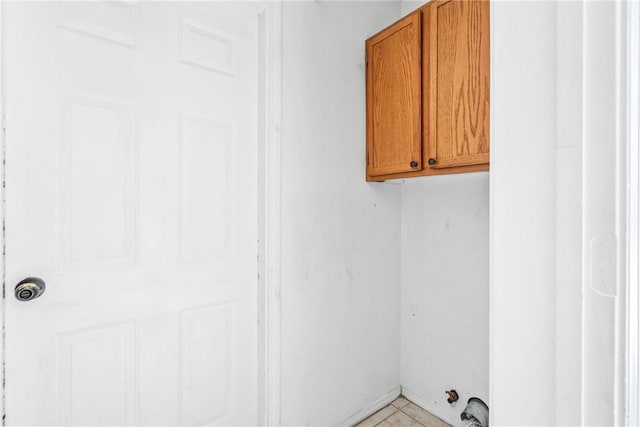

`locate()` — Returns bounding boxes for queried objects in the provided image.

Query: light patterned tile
[391,396,410,409]
[355,405,397,427]
[400,403,451,427]
[377,411,423,427]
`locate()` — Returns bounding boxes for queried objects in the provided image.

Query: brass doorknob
[15,277,46,302]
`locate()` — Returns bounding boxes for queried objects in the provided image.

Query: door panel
[57,322,137,427]
[431,0,490,168]
[366,11,422,178]
[4,2,259,425]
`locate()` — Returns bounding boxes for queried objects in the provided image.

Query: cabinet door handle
[410,161,418,168]
[428,158,436,166]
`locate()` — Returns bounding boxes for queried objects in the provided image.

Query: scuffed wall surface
[400,174,490,426]
[280,2,402,424]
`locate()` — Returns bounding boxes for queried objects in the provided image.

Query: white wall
[491,1,625,425]
[400,1,421,18]
[490,3,559,424]
[400,174,490,426]
[280,2,402,425]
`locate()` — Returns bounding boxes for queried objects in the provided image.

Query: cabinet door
[427,0,489,168]
[366,11,422,179]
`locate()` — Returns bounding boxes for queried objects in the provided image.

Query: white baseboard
[335,386,402,427]
[401,387,458,427]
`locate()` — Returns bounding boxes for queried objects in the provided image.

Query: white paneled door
[4,2,259,425]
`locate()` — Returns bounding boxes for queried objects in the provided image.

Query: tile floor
[355,396,452,427]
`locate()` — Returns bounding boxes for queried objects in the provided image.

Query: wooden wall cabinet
[366,0,490,182]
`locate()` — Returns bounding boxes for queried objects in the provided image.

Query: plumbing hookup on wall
[400,174,490,426]
[461,398,489,427]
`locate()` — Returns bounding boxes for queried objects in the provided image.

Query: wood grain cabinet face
[366,0,489,181]
[366,12,422,178]
[429,0,490,169]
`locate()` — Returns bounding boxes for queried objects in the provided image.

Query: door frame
[255,2,283,426]
[0,2,283,425]
[626,1,639,425]
[489,1,638,424]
